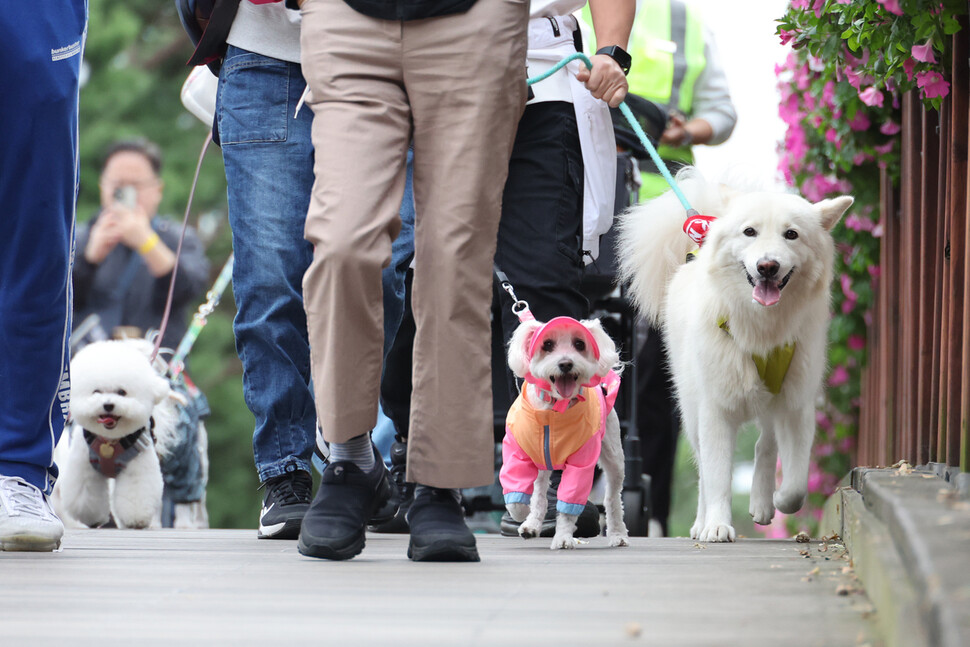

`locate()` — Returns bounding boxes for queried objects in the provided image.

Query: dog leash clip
[499,277,534,323]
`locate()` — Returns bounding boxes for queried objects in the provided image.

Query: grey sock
[414,485,461,504]
[328,433,375,472]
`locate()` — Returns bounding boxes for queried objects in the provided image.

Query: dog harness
[717,318,795,395]
[83,423,155,478]
[501,371,620,515]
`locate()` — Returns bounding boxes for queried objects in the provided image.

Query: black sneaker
[297,458,392,561]
[258,470,313,539]
[407,487,480,562]
[369,441,413,533]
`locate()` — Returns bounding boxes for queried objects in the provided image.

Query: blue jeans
[217,46,415,482]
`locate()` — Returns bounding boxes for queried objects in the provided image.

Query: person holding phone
[73,139,210,351]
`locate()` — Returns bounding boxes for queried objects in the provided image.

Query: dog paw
[550,534,579,550]
[749,499,775,526]
[689,520,704,540]
[608,533,629,548]
[773,489,806,515]
[698,523,736,542]
[518,519,542,539]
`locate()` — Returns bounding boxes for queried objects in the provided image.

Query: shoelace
[0,477,51,518]
[265,473,312,506]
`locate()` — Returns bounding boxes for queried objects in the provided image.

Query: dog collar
[717,318,795,395]
[83,426,154,478]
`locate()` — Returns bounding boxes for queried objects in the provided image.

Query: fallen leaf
[794,531,810,543]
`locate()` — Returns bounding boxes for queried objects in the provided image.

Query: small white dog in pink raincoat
[500,315,629,550]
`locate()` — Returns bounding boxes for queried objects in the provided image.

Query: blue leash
[526,52,699,219]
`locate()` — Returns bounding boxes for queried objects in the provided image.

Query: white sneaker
[0,475,64,551]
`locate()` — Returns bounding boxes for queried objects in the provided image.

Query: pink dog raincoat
[501,371,620,516]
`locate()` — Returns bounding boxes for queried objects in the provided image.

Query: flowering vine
[770,0,965,537]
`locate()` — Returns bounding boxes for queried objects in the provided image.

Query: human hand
[575,54,628,108]
[110,203,156,251]
[84,210,123,264]
[660,112,690,147]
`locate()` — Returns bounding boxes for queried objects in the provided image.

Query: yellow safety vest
[626,0,707,201]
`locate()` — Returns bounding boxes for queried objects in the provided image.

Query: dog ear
[582,318,620,377]
[816,195,854,231]
[507,320,542,379]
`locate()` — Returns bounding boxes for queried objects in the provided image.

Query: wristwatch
[595,45,632,76]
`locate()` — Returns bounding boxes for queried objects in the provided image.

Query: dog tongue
[555,375,579,400]
[753,280,781,307]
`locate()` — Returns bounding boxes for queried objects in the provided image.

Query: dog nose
[558,360,574,374]
[103,403,114,412]
[757,259,780,278]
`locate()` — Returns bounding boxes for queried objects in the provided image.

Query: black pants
[494,100,588,403]
[636,327,679,534]
[383,100,588,436]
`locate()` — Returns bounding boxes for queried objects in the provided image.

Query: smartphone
[113,185,137,210]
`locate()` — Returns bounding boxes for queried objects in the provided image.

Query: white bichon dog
[53,339,181,529]
[500,315,629,550]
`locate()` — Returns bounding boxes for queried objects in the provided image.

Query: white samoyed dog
[616,170,853,542]
[53,339,181,529]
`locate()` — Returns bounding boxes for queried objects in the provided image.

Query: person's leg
[216,46,315,537]
[494,101,588,402]
[0,1,87,551]
[494,100,600,538]
[402,0,528,561]
[296,0,410,561]
[637,327,679,534]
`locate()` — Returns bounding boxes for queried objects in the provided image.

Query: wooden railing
[857,25,969,471]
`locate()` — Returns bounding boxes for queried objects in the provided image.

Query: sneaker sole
[258,516,303,540]
[297,530,365,561]
[407,538,480,562]
[0,535,61,552]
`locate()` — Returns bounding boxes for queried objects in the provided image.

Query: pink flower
[779,29,798,45]
[902,57,916,81]
[874,140,895,155]
[868,265,881,279]
[848,334,866,351]
[822,81,836,108]
[848,111,871,131]
[916,70,950,99]
[812,0,826,17]
[791,0,810,8]
[816,411,832,430]
[877,0,904,15]
[858,86,884,107]
[839,437,854,452]
[825,128,839,144]
[880,121,901,135]
[816,443,834,457]
[911,41,937,64]
[828,365,850,387]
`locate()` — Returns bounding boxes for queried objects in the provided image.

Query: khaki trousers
[300,0,528,487]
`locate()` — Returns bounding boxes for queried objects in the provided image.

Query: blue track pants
[0,3,87,494]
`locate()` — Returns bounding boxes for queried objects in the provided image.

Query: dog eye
[93,389,102,394]
[784,229,799,240]
[743,227,756,237]
[116,389,127,396]
[573,339,586,352]
[541,339,555,352]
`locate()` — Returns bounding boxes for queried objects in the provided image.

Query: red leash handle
[683,209,716,247]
